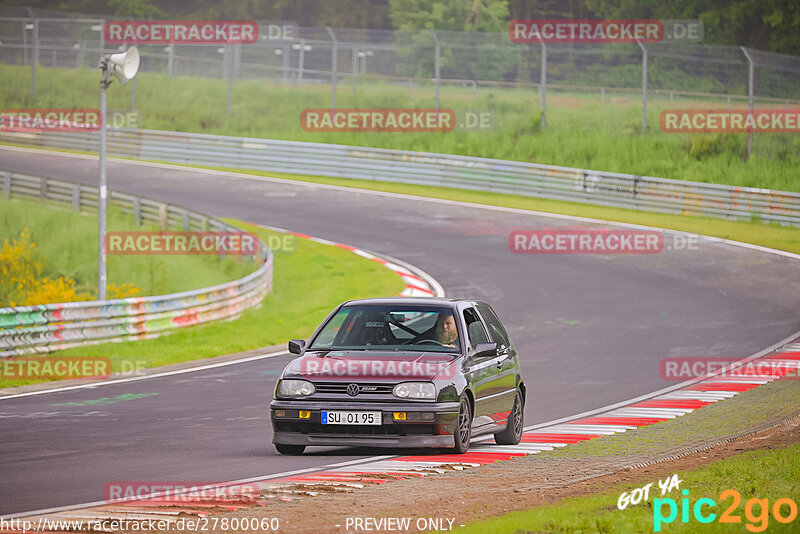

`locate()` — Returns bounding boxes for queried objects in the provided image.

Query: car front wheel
[494,390,523,445]
[451,396,472,454]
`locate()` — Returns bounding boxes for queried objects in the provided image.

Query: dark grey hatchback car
[270,297,525,454]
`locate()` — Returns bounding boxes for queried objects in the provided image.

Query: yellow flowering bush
[106,283,142,300]
[0,229,142,307]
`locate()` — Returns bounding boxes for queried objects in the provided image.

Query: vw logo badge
[346,383,360,397]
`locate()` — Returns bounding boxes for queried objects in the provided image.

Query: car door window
[463,308,489,348]
[476,304,512,350]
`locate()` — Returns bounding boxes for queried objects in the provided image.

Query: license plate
[321,411,381,425]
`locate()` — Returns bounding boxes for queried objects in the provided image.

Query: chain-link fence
[2,12,800,159]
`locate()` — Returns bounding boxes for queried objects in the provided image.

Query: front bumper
[270,399,460,449]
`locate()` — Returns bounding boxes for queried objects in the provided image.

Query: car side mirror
[288,339,306,354]
[473,342,497,358]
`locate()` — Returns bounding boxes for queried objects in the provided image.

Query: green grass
[2,64,799,191]
[458,444,800,533]
[1,220,406,387]
[0,196,253,300]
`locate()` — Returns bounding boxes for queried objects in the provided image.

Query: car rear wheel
[494,390,523,445]
[275,444,305,455]
[451,396,472,454]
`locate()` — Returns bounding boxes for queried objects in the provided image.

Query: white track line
[0,350,291,401]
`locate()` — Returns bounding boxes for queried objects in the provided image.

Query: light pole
[97,46,140,300]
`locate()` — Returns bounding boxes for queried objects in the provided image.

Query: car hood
[283,350,459,381]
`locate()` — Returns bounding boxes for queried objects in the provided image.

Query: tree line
[4,0,798,55]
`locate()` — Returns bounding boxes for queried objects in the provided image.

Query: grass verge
[0,195,253,300]
[0,221,406,388]
[1,64,798,191]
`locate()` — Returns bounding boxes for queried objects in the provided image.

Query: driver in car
[435,313,460,348]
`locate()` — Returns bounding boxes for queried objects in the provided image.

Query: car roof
[342,297,482,308]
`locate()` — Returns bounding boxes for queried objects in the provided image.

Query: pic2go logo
[654,489,798,532]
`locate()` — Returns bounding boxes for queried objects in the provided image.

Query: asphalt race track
[1,147,799,515]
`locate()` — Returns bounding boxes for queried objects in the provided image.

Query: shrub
[0,228,140,306]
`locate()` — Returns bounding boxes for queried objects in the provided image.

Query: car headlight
[393,382,436,400]
[276,379,315,398]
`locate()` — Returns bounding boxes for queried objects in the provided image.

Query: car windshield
[309,305,461,353]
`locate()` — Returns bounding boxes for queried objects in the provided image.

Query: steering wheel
[414,339,444,346]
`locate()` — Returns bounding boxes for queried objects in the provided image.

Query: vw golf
[270,297,525,454]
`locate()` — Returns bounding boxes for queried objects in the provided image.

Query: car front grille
[313,382,394,396]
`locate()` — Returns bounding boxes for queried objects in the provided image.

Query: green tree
[389,0,509,31]
[388,0,515,81]
[584,0,800,55]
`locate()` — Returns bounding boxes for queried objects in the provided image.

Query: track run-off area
[1,145,799,517]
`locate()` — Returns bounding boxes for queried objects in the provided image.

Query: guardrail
[0,170,273,357]
[2,128,799,226]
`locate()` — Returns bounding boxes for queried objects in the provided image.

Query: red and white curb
[260,225,442,298]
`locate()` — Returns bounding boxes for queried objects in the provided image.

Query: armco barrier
[0,170,273,357]
[2,128,799,226]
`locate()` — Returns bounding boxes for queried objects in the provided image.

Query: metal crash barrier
[0,170,273,357]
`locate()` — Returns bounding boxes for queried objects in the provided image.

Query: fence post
[298,38,305,83]
[540,42,547,130]
[226,45,233,115]
[326,27,338,111]
[168,43,174,76]
[131,77,137,111]
[99,17,105,55]
[352,46,358,92]
[39,175,46,203]
[281,44,288,83]
[637,41,647,135]
[159,203,168,231]
[740,46,754,160]
[133,197,141,225]
[3,171,11,199]
[22,20,28,65]
[30,18,38,97]
[182,210,190,231]
[72,183,80,212]
[430,29,440,110]
[234,41,241,80]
